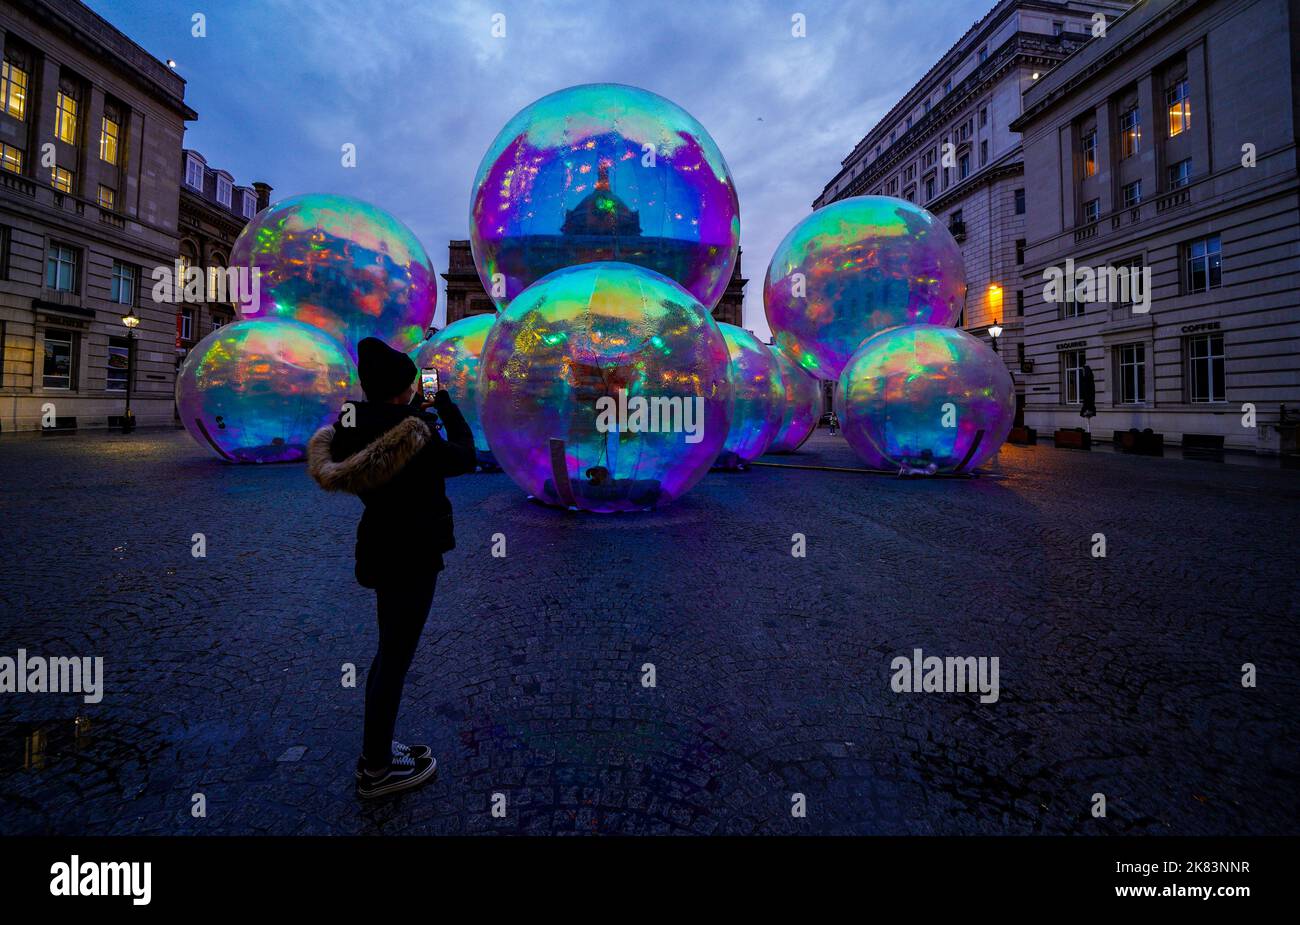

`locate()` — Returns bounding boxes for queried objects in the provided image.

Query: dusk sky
[90,0,993,336]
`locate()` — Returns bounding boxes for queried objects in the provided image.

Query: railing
[1156,187,1190,213]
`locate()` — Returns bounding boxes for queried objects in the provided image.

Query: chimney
[253,181,274,211]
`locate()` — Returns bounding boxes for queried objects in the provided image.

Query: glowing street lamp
[121,308,139,433]
[988,318,1003,352]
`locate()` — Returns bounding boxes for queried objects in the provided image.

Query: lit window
[1184,234,1221,294]
[185,155,204,190]
[1168,158,1191,189]
[51,165,74,193]
[1119,106,1140,158]
[42,329,75,389]
[55,90,78,144]
[1118,343,1145,404]
[45,243,77,291]
[1,57,29,120]
[111,261,136,305]
[97,184,115,210]
[1081,129,1098,177]
[1122,180,1142,207]
[1167,78,1190,136]
[0,142,22,174]
[100,114,120,164]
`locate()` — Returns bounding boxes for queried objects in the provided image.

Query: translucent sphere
[470,83,740,313]
[767,345,821,453]
[176,319,357,464]
[477,261,732,512]
[230,193,436,360]
[838,325,1014,474]
[410,313,494,453]
[716,323,783,467]
[764,195,966,379]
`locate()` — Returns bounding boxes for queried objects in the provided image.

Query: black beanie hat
[357,337,417,401]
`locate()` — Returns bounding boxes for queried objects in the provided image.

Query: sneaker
[355,741,432,780]
[356,751,437,799]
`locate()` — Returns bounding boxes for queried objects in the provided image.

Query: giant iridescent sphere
[838,325,1014,474]
[230,193,436,361]
[410,313,494,453]
[469,83,740,313]
[767,345,821,453]
[176,319,357,464]
[716,323,783,467]
[477,261,732,512]
[764,195,966,379]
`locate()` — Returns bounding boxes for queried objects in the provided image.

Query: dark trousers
[362,574,437,769]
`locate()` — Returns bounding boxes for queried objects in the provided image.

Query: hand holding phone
[420,368,440,402]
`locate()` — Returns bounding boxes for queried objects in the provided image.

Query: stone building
[442,239,748,328]
[176,148,269,361]
[0,0,194,432]
[1011,0,1299,452]
[813,0,1133,425]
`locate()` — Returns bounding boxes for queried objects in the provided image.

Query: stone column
[32,53,60,186]
[1185,39,1211,174]
[122,109,145,218]
[80,84,106,203]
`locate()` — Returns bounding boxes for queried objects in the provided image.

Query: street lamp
[988,318,1003,352]
[121,307,139,434]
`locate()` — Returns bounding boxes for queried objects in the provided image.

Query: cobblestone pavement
[1,427,1297,836]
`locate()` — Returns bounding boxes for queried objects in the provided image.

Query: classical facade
[1011,0,1300,452]
[813,0,1132,425]
[176,149,269,361]
[0,0,194,432]
[442,240,748,327]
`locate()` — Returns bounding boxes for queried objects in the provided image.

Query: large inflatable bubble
[716,323,782,467]
[410,314,495,453]
[477,261,731,512]
[764,195,966,379]
[230,193,436,360]
[470,83,740,313]
[838,325,1014,474]
[176,319,356,463]
[767,344,822,453]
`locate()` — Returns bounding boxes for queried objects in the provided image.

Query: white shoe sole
[356,757,437,799]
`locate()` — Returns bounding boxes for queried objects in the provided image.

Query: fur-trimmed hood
[307,415,431,494]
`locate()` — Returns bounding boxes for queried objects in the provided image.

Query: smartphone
[420,368,440,401]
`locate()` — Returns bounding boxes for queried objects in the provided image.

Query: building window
[1168,157,1191,189]
[1117,343,1145,404]
[978,45,988,63]
[1014,188,1025,214]
[180,308,196,342]
[51,166,74,194]
[100,113,121,164]
[924,176,935,200]
[980,140,988,166]
[97,184,115,210]
[1,56,29,120]
[1081,129,1098,177]
[216,175,233,207]
[958,152,970,179]
[1119,106,1140,158]
[106,336,130,392]
[0,225,9,281]
[1016,289,1024,316]
[43,330,75,389]
[943,79,951,95]
[242,190,257,219]
[1053,21,1064,35]
[1186,333,1225,403]
[906,116,912,131]
[1184,234,1222,293]
[1167,78,1190,137]
[1122,180,1142,207]
[185,155,204,190]
[1062,349,1086,404]
[45,242,78,291]
[111,261,136,305]
[979,106,988,127]
[923,98,931,114]
[1114,257,1144,307]
[1083,198,1100,223]
[55,90,78,144]
[1015,239,1026,265]
[942,166,949,188]
[0,141,22,174]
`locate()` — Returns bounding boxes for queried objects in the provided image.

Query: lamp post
[988,318,1003,353]
[121,307,139,434]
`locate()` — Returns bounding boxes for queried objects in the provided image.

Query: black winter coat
[307,392,476,588]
